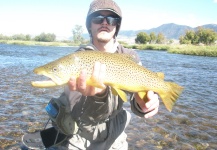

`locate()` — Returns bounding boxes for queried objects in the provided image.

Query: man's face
[90,10,117,43]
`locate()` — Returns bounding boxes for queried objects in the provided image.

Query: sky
[0,0,217,39]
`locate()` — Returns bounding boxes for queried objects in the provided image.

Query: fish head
[31,54,80,88]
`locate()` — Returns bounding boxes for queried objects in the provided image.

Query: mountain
[201,24,217,32]
[118,23,217,40]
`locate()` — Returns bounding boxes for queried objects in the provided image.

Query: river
[0,44,216,149]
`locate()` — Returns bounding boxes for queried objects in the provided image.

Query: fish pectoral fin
[111,87,127,102]
[138,92,149,103]
[111,87,118,95]
[86,77,105,89]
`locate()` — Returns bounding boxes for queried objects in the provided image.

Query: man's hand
[134,91,159,118]
[68,61,107,96]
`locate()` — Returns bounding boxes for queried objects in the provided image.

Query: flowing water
[0,44,216,149]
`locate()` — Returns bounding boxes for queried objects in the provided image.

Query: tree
[179,30,197,44]
[179,35,191,44]
[149,32,156,44]
[0,34,11,40]
[135,32,150,44]
[72,25,84,44]
[34,33,56,42]
[196,27,217,45]
[25,34,31,41]
[180,27,217,45]
[156,33,166,44]
[12,34,29,41]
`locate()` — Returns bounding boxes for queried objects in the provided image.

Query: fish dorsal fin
[156,72,165,79]
[111,87,127,102]
[117,53,137,62]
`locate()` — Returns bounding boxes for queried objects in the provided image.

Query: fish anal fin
[111,87,127,102]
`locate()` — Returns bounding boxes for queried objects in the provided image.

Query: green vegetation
[0,24,87,46]
[135,32,150,44]
[123,43,169,51]
[0,39,82,47]
[0,33,56,42]
[72,25,85,45]
[131,26,217,57]
[179,27,217,45]
[34,33,56,42]
[122,44,217,57]
[167,45,217,57]
[135,32,166,44]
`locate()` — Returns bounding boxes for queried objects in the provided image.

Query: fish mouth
[31,69,62,88]
[31,80,57,88]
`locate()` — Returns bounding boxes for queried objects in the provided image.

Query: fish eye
[53,67,58,72]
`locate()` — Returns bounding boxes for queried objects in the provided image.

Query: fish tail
[160,82,184,112]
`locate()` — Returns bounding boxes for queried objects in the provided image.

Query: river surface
[0,44,217,150]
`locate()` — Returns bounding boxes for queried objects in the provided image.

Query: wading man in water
[22,0,160,149]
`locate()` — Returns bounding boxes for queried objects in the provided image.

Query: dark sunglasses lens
[106,17,119,26]
[92,16,104,24]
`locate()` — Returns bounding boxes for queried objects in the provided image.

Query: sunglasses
[91,15,120,26]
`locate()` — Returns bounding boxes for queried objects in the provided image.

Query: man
[22,0,159,149]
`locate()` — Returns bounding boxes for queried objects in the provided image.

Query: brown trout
[31,50,183,111]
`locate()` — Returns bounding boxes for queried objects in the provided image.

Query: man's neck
[93,38,117,53]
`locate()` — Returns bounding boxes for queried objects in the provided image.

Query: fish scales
[31,50,183,111]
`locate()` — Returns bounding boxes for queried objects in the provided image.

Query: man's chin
[97,38,110,43]
[97,34,111,43]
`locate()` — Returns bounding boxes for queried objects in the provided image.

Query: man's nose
[101,18,108,25]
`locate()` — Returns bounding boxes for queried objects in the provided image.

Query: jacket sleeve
[130,95,148,117]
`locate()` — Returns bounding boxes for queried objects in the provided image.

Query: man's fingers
[92,61,101,81]
[68,62,107,96]
[147,91,154,101]
[77,69,87,93]
[144,107,159,118]
[98,63,106,87]
[145,91,158,108]
[92,61,106,89]
[143,94,159,111]
[68,76,77,91]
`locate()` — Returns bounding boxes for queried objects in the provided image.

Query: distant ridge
[118,23,217,39]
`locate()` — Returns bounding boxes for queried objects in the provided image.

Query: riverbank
[1,40,217,57]
[0,40,78,47]
[124,44,217,57]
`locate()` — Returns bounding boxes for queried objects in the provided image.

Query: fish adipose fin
[111,87,127,102]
